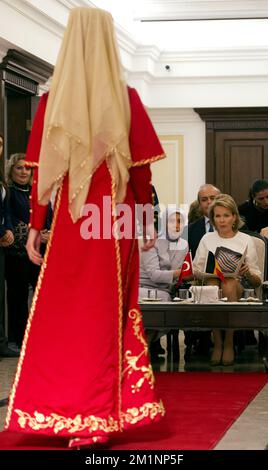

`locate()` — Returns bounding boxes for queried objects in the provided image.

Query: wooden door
[195,108,268,205]
[6,86,32,157]
[215,130,268,205]
[0,48,53,160]
[5,89,41,159]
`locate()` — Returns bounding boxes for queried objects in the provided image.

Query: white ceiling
[92,0,268,50]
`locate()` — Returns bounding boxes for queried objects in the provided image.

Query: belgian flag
[206,251,226,283]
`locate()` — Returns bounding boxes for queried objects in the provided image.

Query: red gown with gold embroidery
[5,87,165,443]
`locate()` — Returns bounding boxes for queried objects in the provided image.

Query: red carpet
[0,372,267,450]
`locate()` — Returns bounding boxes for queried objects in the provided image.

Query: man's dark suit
[183,216,212,356]
[187,216,207,260]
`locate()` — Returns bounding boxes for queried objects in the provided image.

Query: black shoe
[0,346,19,358]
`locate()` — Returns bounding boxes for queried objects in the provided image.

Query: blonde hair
[6,153,32,185]
[208,193,243,233]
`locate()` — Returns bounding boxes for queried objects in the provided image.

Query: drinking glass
[179,289,189,300]
[243,289,255,299]
[147,289,158,300]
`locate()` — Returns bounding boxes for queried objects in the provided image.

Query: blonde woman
[4,154,40,350]
[193,194,261,366]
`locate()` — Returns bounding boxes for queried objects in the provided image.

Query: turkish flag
[176,252,193,287]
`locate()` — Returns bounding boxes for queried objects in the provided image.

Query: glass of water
[147,289,158,300]
[243,289,255,299]
[179,289,189,300]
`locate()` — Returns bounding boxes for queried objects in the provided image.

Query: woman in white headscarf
[5,7,165,449]
[139,206,188,358]
[139,206,188,301]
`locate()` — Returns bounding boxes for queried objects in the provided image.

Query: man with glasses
[186,184,221,259]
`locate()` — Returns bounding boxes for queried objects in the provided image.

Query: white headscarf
[159,206,186,242]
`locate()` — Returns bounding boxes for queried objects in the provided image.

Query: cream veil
[38,7,131,222]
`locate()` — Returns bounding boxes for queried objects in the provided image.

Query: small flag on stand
[206,251,226,282]
[176,252,193,287]
[213,258,226,283]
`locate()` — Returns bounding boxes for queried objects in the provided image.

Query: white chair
[243,232,268,355]
[248,232,267,298]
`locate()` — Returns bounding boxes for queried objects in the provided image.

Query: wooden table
[140,301,268,371]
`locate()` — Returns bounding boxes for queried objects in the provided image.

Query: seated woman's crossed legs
[207,278,243,366]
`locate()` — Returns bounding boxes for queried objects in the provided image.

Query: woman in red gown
[5,7,165,448]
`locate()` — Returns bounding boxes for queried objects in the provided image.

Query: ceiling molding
[128,71,268,86]
[2,0,65,39]
[148,108,202,123]
[57,0,95,8]
[162,47,268,63]
[2,0,139,63]
[115,24,138,56]
[134,1,268,21]
[134,44,162,61]
[127,46,268,84]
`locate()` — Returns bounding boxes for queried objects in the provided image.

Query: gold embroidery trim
[129,308,147,349]
[123,309,154,393]
[123,400,165,425]
[108,163,124,431]
[124,350,154,393]
[131,153,165,167]
[13,399,165,434]
[5,185,63,429]
[14,410,119,435]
